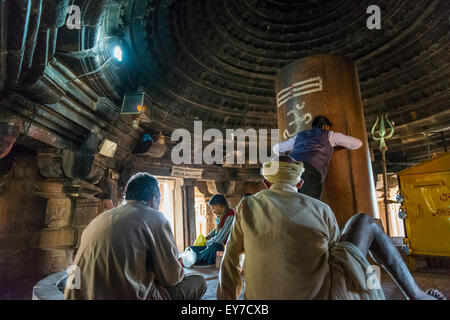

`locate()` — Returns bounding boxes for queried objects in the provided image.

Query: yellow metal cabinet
[398,153,450,258]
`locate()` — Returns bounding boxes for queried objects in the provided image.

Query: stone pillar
[34,179,76,273]
[34,179,101,273]
[196,181,216,235]
[34,148,102,273]
[182,179,196,248]
[275,54,378,228]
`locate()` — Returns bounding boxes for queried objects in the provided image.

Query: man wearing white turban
[217,156,446,300]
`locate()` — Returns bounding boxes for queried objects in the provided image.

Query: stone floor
[184,265,245,300]
[380,269,450,300]
[186,266,450,300]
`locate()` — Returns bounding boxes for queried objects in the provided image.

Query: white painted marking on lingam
[283,102,313,140]
[277,77,323,107]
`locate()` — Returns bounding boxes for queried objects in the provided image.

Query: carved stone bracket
[0,121,21,159]
[75,130,107,184]
[234,167,262,183]
[37,133,108,184]
[64,178,103,200]
[37,148,75,179]
[205,180,242,196]
[195,180,210,197]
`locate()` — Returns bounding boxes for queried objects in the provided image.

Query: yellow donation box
[397,153,450,258]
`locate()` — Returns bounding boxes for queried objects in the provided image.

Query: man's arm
[273,136,296,155]
[152,219,185,287]
[205,228,216,240]
[207,215,234,246]
[217,209,244,300]
[329,131,363,150]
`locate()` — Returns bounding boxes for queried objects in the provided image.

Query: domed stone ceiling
[3,0,450,165]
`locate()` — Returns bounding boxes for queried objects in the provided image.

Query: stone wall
[0,144,265,299]
[0,146,50,299]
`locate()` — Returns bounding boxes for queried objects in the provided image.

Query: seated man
[217,156,446,300]
[65,172,206,300]
[189,194,235,266]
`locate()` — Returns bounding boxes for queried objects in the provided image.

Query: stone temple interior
[0,0,449,300]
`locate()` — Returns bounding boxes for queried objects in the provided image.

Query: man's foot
[415,288,447,300]
[425,288,447,300]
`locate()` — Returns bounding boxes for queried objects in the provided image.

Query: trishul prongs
[371,113,395,151]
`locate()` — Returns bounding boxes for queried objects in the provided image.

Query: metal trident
[371,113,395,151]
[371,113,395,237]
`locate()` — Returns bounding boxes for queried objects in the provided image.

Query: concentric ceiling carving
[9,0,450,163]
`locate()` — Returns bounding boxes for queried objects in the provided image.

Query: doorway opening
[194,187,211,240]
[155,177,185,251]
[158,178,176,232]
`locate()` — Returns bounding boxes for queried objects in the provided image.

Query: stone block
[72,198,100,227]
[37,227,77,249]
[44,198,72,228]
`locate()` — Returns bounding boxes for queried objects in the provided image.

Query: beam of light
[113,46,123,62]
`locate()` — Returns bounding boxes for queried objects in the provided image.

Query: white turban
[262,158,305,185]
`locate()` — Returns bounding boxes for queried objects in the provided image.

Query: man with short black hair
[274,115,363,199]
[65,172,206,300]
[189,194,235,266]
[206,195,235,246]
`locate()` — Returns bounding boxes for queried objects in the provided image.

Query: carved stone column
[275,54,378,228]
[67,179,103,247]
[34,179,77,273]
[182,179,196,248]
[34,148,102,273]
[34,178,102,273]
[97,169,120,210]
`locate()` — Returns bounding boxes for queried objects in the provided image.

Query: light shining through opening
[113,46,123,62]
